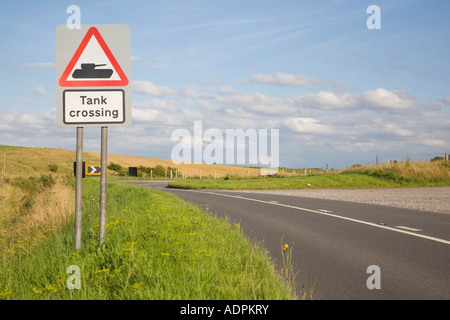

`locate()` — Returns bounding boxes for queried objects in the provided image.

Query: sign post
[56,25,131,250]
[75,127,83,251]
[99,126,108,243]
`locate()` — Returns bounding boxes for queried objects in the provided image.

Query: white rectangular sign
[63,90,125,124]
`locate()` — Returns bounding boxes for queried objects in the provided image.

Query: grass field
[0,145,298,300]
[168,160,450,190]
[0,145,259,179]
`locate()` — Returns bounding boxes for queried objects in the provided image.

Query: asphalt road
[124,181,450,300]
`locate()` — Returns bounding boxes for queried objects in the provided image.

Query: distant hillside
[0,145,259,178]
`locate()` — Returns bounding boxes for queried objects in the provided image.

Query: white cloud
[132,80,175,96]
[1,76,448,169]
[32,86,46,95]
[360,88,417,111]
[441,96,450,105]
[294,91,358,110]
[24,62,55,68]
[381,123,414,137]
[249,72,354,92]
[283,117,332,134]
[421,139,446,147]
[251,72,321,88]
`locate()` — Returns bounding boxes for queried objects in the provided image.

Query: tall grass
[0,179,295,300]
[0,175,74,253]
[342,160,450,185]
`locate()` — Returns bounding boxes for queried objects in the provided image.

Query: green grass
[168,161,450,190]
[0,178,295,300]
[167,173,394,190]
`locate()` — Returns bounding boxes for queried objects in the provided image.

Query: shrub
[152,165,166,177]
[107,162,123,173]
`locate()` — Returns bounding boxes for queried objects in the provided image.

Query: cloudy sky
[0,0,449,169]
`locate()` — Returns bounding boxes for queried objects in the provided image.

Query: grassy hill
[0,145,259,178]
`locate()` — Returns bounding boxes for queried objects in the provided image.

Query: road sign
[86,164,101,176]
[56,25,131,127]
[63,89,125,125]
[59,27,128,87]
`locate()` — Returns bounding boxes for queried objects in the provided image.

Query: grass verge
[168,161,450,190]
[0,178,296,300]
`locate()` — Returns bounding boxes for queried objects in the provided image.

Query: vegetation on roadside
[0,174,74,254]
[108,162,179,178]
[0,178,297,300]
[168,160,450,190]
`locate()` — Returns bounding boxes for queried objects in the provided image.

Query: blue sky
[0,0,449,169]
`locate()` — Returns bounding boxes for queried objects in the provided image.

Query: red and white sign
[59,27,129,87]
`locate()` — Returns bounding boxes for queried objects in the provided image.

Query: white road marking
[190,190,450,245]
[395,226,422,232]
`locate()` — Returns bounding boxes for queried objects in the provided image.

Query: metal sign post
[99,126,108,244]
[75,127,83,251]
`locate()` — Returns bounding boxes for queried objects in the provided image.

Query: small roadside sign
[56,25,131,127]
[86,164,101,176]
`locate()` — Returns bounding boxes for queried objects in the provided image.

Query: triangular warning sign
[59,27,128,87]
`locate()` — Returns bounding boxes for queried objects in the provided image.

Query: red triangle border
[59,27,129,87]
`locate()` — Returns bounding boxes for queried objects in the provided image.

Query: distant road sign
[56,25,131,127]
[86,164,101,176]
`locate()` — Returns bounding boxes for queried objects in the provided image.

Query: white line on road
[395,226,422,232]
[190,190,450,245]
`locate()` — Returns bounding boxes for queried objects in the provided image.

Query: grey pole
[99,126,108,244]
[75,127,83,251]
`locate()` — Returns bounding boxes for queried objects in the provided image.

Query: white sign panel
[63,90,124,124]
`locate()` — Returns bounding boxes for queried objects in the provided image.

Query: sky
[0,0,449,169]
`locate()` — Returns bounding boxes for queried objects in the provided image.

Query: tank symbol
[72,63,113,79]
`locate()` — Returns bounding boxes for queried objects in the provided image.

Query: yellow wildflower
[0,290,12,297]
[133,282,143,289]
[45,284,58,292]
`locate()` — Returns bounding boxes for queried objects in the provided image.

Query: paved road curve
[124,181,450,300]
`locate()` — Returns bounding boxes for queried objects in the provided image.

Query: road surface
[123,181,450,300]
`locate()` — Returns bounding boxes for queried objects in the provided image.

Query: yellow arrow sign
[86,164,101,176]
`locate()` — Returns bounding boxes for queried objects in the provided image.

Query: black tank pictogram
[72,63,113,79]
